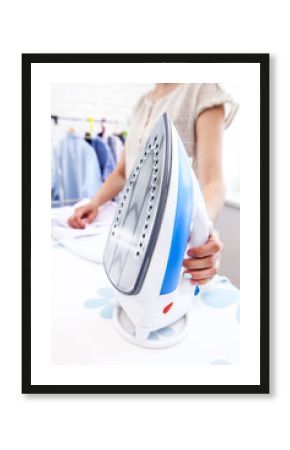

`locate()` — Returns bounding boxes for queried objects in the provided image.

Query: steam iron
[103,113,211,348]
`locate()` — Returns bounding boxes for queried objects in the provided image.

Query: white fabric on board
[51,199,116,263]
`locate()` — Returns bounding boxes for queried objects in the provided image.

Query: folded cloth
[51,199,116,262]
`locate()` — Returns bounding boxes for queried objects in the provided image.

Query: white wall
[52,83,153,134]
[216,201,240,287]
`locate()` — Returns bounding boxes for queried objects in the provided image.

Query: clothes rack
[51,116,125,207]
[51,114,126,127]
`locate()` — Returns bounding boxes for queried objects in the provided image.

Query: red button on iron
[163,302,173,314]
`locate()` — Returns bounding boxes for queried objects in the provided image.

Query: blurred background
[51,83,240,286]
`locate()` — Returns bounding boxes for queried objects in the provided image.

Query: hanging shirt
[107,135,124,164]
[51,145,60,201]
[52,132,102,203]
[90,136,116,181]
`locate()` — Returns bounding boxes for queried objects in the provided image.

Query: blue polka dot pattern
[84,287,115,318]
[84,298,108,309]
[85,278,240,347]
[157,326,175,337]
[97,287,115,299]
[220,277,229,283]
[147,326,175,340]
[202,286,240,308]
[100,304,114,319]
[148,331,159,340]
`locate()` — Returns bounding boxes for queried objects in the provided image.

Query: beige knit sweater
[124,83,239,179]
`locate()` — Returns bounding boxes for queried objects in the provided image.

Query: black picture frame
[22,53,269,394]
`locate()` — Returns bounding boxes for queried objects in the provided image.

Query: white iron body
[110,121,211,348]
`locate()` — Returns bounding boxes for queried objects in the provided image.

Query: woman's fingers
[190,278,210,286]
[69,216,84,229]
[75,215,86,228]
[68,207,87,229]
[183,254,216,270]
[182,229,224,285]
[68,215,79,229]
[187,237,223,258]
[86,209,97,224]
[184,266,218,282]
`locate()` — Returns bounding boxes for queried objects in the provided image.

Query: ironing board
[51,241,240,365]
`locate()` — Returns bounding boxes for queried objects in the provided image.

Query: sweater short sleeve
[194,83,239,129]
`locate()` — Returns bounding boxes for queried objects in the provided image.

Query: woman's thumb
[87,209,96,224]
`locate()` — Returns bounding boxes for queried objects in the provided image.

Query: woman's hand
[67,152,126,230]
[68,202,99,229]
[182,229,224,285]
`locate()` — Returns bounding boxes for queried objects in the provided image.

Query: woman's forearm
[195,105,226,223]
[91,169,126,207]
[202,180,226,223]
